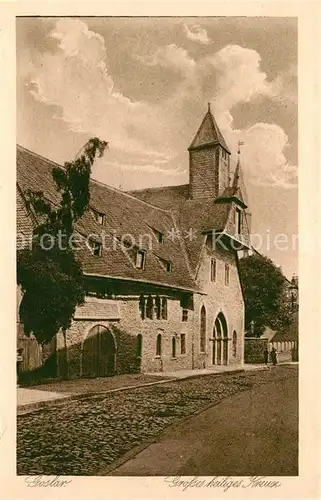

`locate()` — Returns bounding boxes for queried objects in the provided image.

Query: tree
[238,253,292,336]
[17,138,108,376]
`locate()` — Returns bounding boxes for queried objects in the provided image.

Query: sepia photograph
[15,15,299,479]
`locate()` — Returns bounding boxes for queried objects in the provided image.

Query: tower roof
[188,103,231,153]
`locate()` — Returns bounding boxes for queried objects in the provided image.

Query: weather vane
[237,140,245,155]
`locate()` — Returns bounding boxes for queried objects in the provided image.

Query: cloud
[136,44,196,76]
[23,20,296,190]
[195,45,298,188]
[223,121,297,189]
[26,19,170,159]
[183,24,211,45]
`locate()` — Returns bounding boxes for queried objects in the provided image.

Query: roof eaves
[83,272,203,294]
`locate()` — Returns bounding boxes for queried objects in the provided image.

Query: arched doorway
[82,325,116,378]
[213,313,228,365]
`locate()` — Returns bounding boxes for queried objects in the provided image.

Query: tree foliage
[17,138,108,346]
[239,252,292,336]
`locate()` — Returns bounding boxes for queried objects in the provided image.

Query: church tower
[188,104,231,200]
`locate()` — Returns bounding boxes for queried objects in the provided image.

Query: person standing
[271,347,277,366]
[263,347,269,365]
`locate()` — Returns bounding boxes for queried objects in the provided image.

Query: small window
[139,294,146,320]
[182,309,188,322]
[235,208,242,235]
[152,229,164,244]
[88,239,102,257]
[210,258,216,282]
[146,295,154,319]
[181,334,186,355]
[136,250,146,269]
[91,209,105,225]
[155,295,161,320]
[158,257,172,272]
[225,264,230,285]
[161,298,168,320]
[172,337,176,358]
[156,334,162,357]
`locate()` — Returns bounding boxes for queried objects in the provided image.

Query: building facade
[17,106,251,377]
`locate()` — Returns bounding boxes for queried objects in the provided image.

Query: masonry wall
[59,296,195,377]
[59,236,245,378]
[193,240,245,369]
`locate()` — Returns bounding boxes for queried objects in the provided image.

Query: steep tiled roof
[188,108,231,153]
[17,145,198,292]
[17,143,248,289]
[130,185,230,273]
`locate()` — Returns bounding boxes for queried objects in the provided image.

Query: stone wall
[59,239,245,377]
[193,240,244,369]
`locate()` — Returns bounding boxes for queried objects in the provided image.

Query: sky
[16,17,298,279]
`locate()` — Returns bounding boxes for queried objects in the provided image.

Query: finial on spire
[207,102,211,112]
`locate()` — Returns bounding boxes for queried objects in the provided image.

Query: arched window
[200,306,206,352]
[172,336,176,358]
[156,334,162,356]
[232,331,237,357]
[213,312,228,365]
[136,334,142,358]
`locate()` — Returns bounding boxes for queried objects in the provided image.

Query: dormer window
[152,228,164,244]
[136,250,146,269]
[88,238,102,257]
[235,208,242,235]
[91,208,105,226]
[157,256,172,273]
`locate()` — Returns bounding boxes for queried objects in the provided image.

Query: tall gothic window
[200,305,206,352]
[172,336,176,358]
[156,334,162,356]
[136,334,143,358]
[232,331,237,357]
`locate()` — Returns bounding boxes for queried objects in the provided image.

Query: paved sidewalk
[145,363,266,379]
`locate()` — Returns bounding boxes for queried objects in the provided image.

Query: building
[17,105,251,378]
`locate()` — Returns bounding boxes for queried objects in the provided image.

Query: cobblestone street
[17,365,297,476]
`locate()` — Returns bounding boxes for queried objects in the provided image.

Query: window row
[139,296,189,322]
[156,333,186,357]
[139,295,168,320]
[210,259,230,285]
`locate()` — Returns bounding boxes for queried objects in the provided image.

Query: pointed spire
[230,141,249,207]
[188,104,231,153]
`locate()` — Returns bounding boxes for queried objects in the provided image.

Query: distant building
[17,105,251,378]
